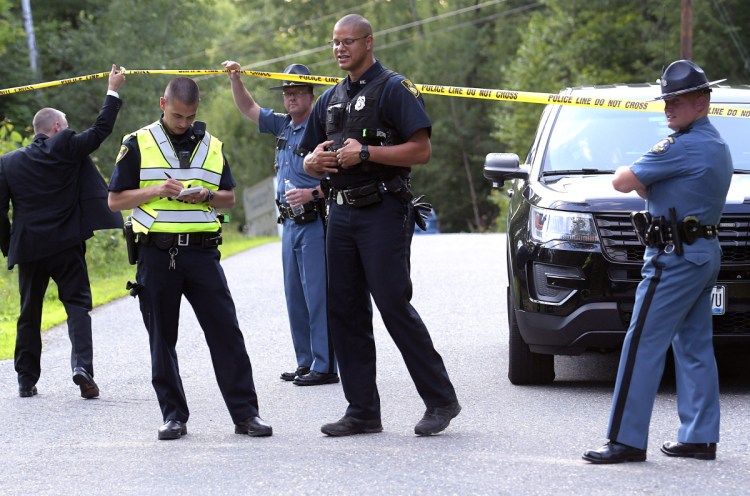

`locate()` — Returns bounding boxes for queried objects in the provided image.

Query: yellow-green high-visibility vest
[128,122,224,234]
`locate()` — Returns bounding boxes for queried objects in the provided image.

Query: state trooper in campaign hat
[269,63,320,90]
[656,59,725,100]
[583,59,732,464]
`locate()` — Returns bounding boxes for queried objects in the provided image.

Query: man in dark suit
[0,65,125,399]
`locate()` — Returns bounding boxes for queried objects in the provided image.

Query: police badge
[116,144,128,163]
[354,95,366,111]
[651,137,674,154]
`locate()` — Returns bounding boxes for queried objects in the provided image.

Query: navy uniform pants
[281,217,335,374]
[136,242,260,424]
[15,242,93,388]
[326,193,457,420]
[607,242,721,449]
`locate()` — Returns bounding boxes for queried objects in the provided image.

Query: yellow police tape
[1,69,748,119]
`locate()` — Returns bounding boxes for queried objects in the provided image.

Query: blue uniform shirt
[631,117,733,225]
[258,108,319,202]
[298,60,431,162]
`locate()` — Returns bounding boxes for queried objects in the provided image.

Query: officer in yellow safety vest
[108,77,272,441]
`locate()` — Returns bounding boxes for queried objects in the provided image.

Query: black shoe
[235,416,273,437]
[19,385,37,398]
[72,367,99,399]
[158,420,187,440]
[280,366,310,382]
[414,401,462,436]
[293,370,340,386]
[321,416,383,437]
[582,441,647,464]
[660,441,717,460]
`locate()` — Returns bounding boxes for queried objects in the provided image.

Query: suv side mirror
[483,153,528,188]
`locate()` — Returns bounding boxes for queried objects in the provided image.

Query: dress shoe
[280,366,309,382]
[582,441,647,464]
[72,367,99,399]
[293,370,340,386]
[660,441,716,460]
[321,416,383,437]
[414,401,462,436]
[235,416,273,437]
[158,420,187,440]
[19,385,37,398]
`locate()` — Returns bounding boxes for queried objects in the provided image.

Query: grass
[0,226,277,361]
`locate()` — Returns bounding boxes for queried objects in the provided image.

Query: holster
[630,209,685,255]
[123,216,139,265]
[668,207,684,256]
[276,199,320,225]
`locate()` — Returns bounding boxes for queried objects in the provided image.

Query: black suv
[485,84,750,385]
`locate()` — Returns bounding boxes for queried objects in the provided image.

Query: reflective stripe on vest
[130,122,224,234]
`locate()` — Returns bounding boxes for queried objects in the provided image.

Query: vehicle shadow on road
[549,347,750,394]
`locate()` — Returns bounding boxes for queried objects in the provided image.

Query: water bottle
[284,179,305,217]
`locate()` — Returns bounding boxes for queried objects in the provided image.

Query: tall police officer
[583,60,731,463]
[108,77,272,440]
[300,14,460,437]
[222,60,338,386]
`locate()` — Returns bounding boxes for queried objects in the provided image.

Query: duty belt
[631,210,718,255]
[330,176,413,208]
[141,232,222,249]
[276,200,320,224]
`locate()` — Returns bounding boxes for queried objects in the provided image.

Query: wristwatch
[206,189,215,203]
[359,145,370,162]
[311,188,320,200]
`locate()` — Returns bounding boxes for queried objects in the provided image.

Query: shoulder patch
[116,145,128,163]
[401,79,420,98]
[651,137,674,154]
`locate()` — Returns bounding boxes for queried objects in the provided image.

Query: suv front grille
[595,213,750,264]
[595,214,644,262]
[714,311,750,334]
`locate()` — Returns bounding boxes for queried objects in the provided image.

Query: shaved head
[32,108,67,135]
[335,14,373,36]
[164,77,200,106]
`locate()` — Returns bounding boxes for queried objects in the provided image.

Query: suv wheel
[507,286,555,385]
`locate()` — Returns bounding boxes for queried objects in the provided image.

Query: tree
[3,0,748,232]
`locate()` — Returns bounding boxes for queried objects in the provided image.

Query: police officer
[301,14,460,437]
[108,77,272,440]
[222,60,338,386]
[583,60,731,463]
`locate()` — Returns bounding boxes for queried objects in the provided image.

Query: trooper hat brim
[655,78,726,100]
[269,81,321,90]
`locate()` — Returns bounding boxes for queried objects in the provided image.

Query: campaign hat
[657,59,725,100]
[269,64,319,90]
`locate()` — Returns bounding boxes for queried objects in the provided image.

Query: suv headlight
[530,206,599,244]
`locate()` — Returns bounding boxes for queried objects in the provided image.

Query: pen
[164,171,172,179]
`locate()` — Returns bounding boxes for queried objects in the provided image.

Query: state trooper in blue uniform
[583,60,732,463]
[223,61,338,386]
[301,14,460,437]
[108,77,272,440]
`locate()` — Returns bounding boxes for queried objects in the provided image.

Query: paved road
[1,234,748,495]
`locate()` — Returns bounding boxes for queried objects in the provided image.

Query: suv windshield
[543,105,750,172]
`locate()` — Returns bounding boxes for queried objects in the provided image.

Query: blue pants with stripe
[607,242,721,449]
[281,217,335,374]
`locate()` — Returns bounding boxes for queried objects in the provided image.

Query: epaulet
[669,125,693,139]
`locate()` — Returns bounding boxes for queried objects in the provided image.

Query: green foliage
[0,118,32,154]
[2,0,750,234]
